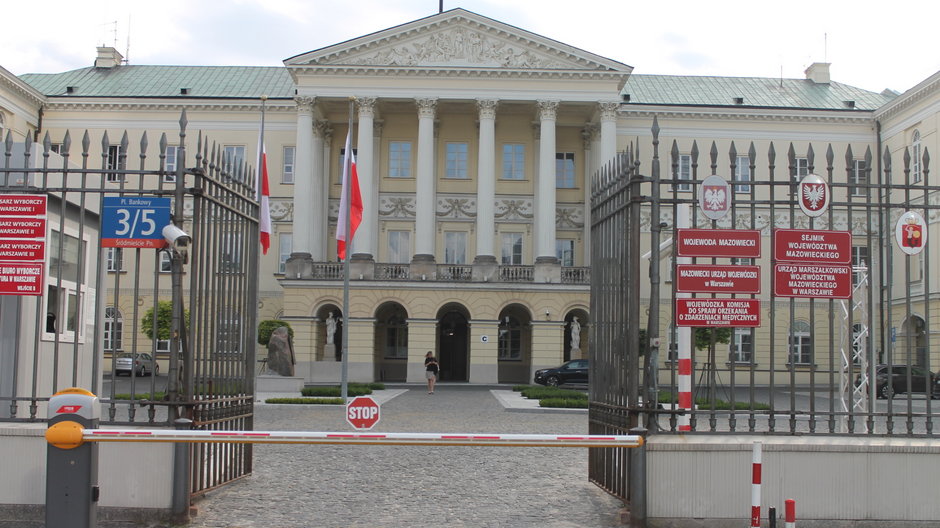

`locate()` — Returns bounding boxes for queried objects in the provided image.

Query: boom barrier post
[45,388,100,528]
[172,418,194,523]
[628,426,648,527]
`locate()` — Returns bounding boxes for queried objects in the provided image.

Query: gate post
[172,417,194,522]
[628,426,648,527]
[45,388,100,528]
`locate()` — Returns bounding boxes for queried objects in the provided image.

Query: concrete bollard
[628,426,648,528]
[45,388,100,528]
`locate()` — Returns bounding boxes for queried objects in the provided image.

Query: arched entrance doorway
[374,302,409,382]
[437,304,470,381]
[497,304,532,384]
[901,315,927,367]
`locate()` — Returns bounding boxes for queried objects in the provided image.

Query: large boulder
[266,326,295,376]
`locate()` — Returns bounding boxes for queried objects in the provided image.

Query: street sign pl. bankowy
[101,196,171,248]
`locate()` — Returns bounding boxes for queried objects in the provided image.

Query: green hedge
[265,397,344,405]
[539,398,589,409]
[110,392,166,401]
[301,383,384,397]
[519,387,587,401]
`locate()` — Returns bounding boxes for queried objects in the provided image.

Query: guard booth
[589,117,937,512]
[0,111,262,518]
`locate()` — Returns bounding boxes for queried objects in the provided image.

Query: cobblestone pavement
[185,386,624,528]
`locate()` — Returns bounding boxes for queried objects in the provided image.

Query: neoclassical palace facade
[1,9,937,385]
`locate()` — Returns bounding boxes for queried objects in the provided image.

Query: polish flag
[257,142,272,255]
[336,128,362,260]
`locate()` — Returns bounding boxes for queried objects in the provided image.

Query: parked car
[115,352,159,377]
[859,364,940,399]
[534,359,588,387]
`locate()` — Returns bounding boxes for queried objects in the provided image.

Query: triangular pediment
[285,9,631,73]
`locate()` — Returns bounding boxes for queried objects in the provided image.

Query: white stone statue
[569,317,581,350]
[326,311,337,345]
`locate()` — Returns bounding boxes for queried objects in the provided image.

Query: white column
[308,121,327,260]
[581,125,597,267]
[316,121,332,260]
[414,98,437,261]
[536,100,558,262]
[354,97,376,260]
[292,96,315,257]
[475,99,498,262]
[598,101,619,166]
[371,120,383,259]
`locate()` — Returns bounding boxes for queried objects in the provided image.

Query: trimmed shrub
[110,392,166,401]
[520,387,588,400]
[300,383,379,397]
[539,398,589,409]
[265,397,344,405]
[257,320,294,346]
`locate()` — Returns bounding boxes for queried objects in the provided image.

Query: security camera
[162,224,191,248]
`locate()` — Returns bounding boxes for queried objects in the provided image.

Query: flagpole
[341,98,354,402]
[251,95,267,392]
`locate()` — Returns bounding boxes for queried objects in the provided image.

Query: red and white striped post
[751,441,762,527]
[785,498,796,528]
[677,354,692,431]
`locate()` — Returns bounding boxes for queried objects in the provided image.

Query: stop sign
[345,396,380,430]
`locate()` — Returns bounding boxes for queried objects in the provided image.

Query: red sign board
[0,240,44,261]
[676,229,761,258]
[0,262,44,295]
[675,299,761,327]
[0,195,47,216]
[773,264,852,299]
[675,264,761,294]
[0,218,45,239]
[346,396,381,430]
[773,229,851,264]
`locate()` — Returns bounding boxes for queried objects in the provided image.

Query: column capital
[356,96,378,118]
[582,124,599,149]
[415,97,438,118]
[597,101,620,121]
[476,99,499,119]
[373,120,384,137]
[536,100,559,121]
[314,120,332,139]
[294,96,316,112]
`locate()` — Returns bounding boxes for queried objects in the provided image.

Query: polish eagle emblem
[698,175,731,220]
[798,174,829,217]
[704,187,726,211]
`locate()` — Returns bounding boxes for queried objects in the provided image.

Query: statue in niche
[326,311,337,345]
[569,317,581,351]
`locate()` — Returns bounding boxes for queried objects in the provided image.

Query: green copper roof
[621,74,896,111]
[19,66,294,99]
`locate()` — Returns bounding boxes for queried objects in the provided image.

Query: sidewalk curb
[490,390,588,414]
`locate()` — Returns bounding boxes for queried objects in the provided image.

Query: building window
[223,145,246,180]
[444,232,467,264]
[502,144,525,180]
[734,155,751,193]
[278,233,292,274]
[388,142,412,178]
[339,147,358,177]
[159,250,172,273]
[215,311,242,355]
[675,154,691,191]
[220,232,243,273]
[556,239,575,266]
[850,159,867,197]
[852,245,869,286]
[282,146,295,184]
[556,152,575,188]
[731,328,752,363]
[163,145,178,183]
[46,230,87,340]
[104,307,122,352]
[501,233,523,265]
[445,142,468,179]
[106,145,122,182]
[793,157,809,181]
[384,313,408,359]
[105,247,123,272]
[498,315,522,360]
[912,130,922,183]
[789,321,812,365]
[388,230,411,263]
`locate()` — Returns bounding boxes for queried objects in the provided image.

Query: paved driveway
[186,386,624,528]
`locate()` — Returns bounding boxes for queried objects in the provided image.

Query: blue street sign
[101,197,171,248]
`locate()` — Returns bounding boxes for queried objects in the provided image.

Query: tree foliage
[258,320,294,346]
[693,327,732,350]
[141,300,189,341]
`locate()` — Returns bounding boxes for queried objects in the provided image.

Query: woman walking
[424,351,439,394]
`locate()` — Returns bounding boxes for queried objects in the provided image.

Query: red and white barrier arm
[47,426,643,449]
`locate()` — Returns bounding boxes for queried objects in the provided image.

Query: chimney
[804,62,830,84]
[95,46,124,69]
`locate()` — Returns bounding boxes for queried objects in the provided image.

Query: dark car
[861,364,940,399]
[534,359,588,387]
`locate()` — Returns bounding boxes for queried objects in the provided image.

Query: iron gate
[0,110,260,497]
[589,117,935,501]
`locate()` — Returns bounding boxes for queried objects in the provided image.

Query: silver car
[115,352,159,377]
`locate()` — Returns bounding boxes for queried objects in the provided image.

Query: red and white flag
[336,128,362,260]
[256,140,272,255]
